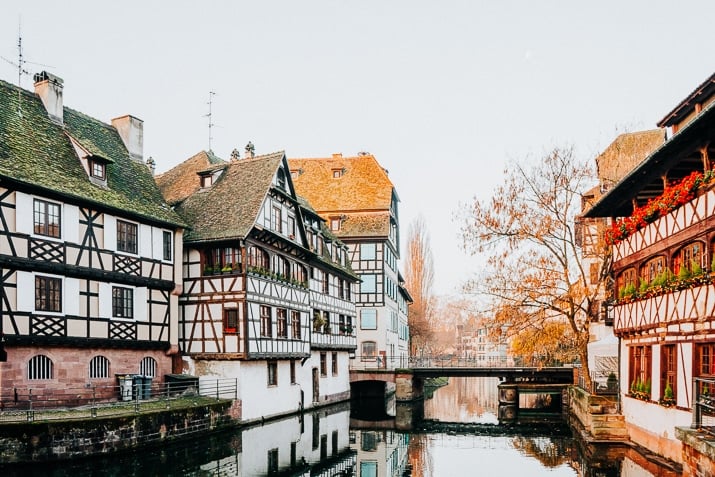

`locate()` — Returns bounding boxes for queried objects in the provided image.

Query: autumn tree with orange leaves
[460,147,610,389]
[404,216,435,355]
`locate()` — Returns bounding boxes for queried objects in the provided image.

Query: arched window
[247,246,269,269]
[617,267,637,296]
[89,355,110,379]
[140,357,157,377]
[673,241,705,275]
[28,355,53,380]
[276,168,287,191]
[639,256,665,284]
[292,263,307,284]
[272,255,290,279]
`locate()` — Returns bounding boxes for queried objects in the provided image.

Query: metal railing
[575,368,619,396]
[692,376,715,436]
[0,378,237,423]
[349,355,525,371]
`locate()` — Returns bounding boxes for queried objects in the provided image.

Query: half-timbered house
[584,72,715,462]
[157,147,357,421]
[0,72,185,398]
[288,153,410,370]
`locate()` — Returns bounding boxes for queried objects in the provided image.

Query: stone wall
[569,386,628,441]
[0,400,239,464]
[676,427,715,477]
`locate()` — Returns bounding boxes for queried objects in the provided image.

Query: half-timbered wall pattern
[614,186,715,262]
[0,187,176,345]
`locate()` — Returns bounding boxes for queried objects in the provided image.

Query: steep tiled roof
[288,154,395,212]
[166,151,285,243]
[0,79,183,227]
[155,151,226,206]
[339,212,391,239]
[658,72,715,127]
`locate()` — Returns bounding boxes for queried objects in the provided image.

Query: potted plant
[221,263,233,274]
[659,382,676,407]
[203,265,215,276]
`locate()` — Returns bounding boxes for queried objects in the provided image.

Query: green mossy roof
[0,79,184,228]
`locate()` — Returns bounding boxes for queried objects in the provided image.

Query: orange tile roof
[288,154,395,213]
[596,130,664,189]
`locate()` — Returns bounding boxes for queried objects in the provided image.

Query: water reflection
[0,378,682,476]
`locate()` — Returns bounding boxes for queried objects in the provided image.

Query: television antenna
[1,19,54,115]
[205,91,217,152]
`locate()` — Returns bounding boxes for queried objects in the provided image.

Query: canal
[1,377,680,476]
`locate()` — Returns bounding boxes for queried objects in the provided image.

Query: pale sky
[2,1,714,295]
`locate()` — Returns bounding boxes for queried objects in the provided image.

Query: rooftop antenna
[1,19,54,115]
[205,91,216,152]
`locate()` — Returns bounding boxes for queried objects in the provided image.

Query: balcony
[311,322,357,350]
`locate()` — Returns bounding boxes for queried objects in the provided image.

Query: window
[361,243,376,260]
[292,263,307,285]
[277,308,288,338]
[617,267,637,297]
[89,356,110,379]
[272,206,282,233]
[112,287,134,319]
[140,357,157,377]
[330,217,340,231]
[35,276,62,312]
[628,345,651,397]
[360,462,378,477]
[247,246,269,269]
[361,309,377,330]
[332,352,338,376]
[332,168,343,178]
[287,216,296,238]
[661,344,677,401]
[117,220,138,254]
[260,305,272,337]
[362,341,377,359]
[273,255,290,279]
[320,353,327,377]
[90,158,106,180]
[323,272,330,294]
[267,360,278,386]
[276,168,287,190]
[332,430,338,456]
[162,231,172,261]
[639,257,665,284]
[361,274,376,293]
[28,355,53,380]
[674,241,705,275]
[338,278,345,299]
[204,247,242,274]
[290,360,296,384]
[200,173,213,188]
[291,311,301,339]
[33,199,61,238]
[224,308,239,334]
[695,342,715,376]
[361,431,378,451]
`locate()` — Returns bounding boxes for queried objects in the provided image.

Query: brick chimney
[33,71,64,124]
[111,115,144,161]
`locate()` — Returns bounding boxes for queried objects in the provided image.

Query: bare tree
[404,215,435,355]
[460,147,610,388]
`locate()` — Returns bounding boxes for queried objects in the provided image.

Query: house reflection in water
[199,404,358,476]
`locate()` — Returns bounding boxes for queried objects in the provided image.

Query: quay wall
[0,400,239,464]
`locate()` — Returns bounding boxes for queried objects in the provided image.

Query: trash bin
[117,375,133,401]
[141,376,153,400]
[132,374,143,400]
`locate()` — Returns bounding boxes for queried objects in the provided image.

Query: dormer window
[89,158,106,180]
[200,173,213,188]
[330,217,341,231]
[332,168,344,178]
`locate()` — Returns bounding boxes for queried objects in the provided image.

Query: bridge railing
[692,376,715,437]
[349,355,519,370]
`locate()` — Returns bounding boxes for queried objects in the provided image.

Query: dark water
[0,377,679,476]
